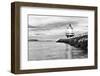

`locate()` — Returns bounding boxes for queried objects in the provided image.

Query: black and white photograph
[28,15,88,61]
[11,2,97,74]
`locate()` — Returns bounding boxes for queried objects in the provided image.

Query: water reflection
[28,41,87,61]
[65,44,87,59]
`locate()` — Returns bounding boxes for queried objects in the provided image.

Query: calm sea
[28,41,87,61]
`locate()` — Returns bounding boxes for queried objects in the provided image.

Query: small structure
[66,24,74,38]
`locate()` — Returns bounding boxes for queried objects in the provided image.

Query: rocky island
[56,32,88,52]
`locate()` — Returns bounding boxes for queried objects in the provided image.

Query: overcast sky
[28,15,88,40]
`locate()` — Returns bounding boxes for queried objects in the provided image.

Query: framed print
[11,2,98,74]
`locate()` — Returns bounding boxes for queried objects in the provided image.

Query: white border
[20,7,95,70]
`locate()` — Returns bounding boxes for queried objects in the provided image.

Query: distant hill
[28,39,38,41]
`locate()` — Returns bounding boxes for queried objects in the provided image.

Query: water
[28,41,87,61]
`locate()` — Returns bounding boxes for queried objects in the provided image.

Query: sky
[28,15,88,40]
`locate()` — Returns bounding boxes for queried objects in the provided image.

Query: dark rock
[56,34,88,51]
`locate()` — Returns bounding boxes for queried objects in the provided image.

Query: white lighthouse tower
[66,24,74,38]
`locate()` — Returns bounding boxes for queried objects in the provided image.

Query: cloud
[28,15,87,27]
[28,15,88,40]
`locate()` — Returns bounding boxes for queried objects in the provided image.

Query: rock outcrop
[56,33,88,52]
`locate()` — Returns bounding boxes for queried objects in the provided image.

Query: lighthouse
[66,24,74,38]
